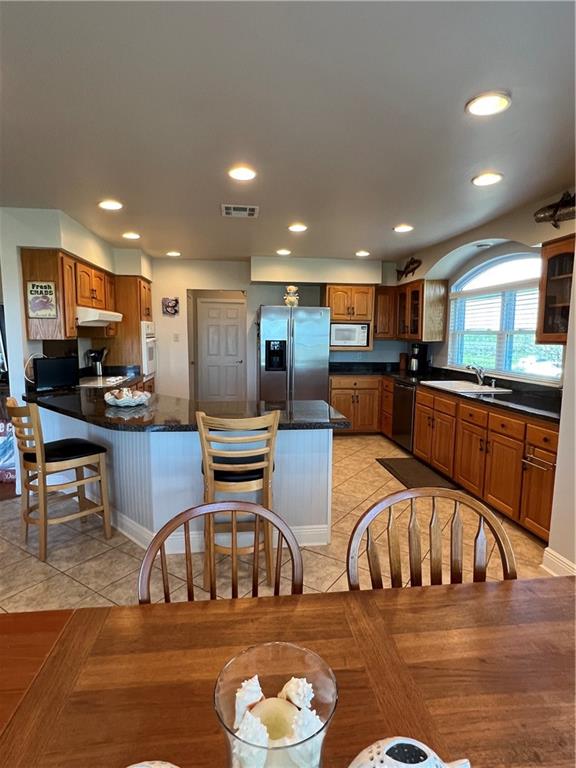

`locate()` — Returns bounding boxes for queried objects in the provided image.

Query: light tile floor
[0,434,549,612]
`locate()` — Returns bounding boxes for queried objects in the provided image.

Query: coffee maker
[85,347,108,377]
[408,343,428,375]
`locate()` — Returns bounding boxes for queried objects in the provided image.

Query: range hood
[76,307,123,327]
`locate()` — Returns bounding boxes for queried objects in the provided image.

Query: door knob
[235,360,243,364]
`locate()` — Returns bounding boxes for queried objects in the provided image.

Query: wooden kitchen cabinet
[76,263,106,309]
[454,418,486,497]
[143,377,155,394]
[355,389,380,432]
[413,402,433,462]
[139,278,153,320]
[21,248,78,340]
[431,410,456,477]
[329,376,380,432]
[413,389,456,476]
[60,254,78,338]
[484,432,524,520]
[380,376,394,437]
[324,285,375,321]
[520,446,557,540]
[374,287,396,338]
[536,234,574,344]
[396,279,447,342]
[104,273,117,337]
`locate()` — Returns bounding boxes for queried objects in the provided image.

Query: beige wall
[412,189,575,280]
[251,256,383,284]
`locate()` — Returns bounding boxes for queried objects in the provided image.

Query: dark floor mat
[376,457,457,489]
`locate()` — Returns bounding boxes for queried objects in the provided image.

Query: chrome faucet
[466,364,486,385]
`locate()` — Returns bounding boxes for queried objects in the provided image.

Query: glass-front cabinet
[536,234,575,344]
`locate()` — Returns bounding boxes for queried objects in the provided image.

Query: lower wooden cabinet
[484,432,524,520]
[143,377,155,393]
[330,377,380,432]
[413,397,455,476]
[454,419,486,497]
[430,410,456,477]
[413,403,433,462]
[355,389,380,432]
[520,447,557,540]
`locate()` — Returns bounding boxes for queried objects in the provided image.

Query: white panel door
[197,301,247,400]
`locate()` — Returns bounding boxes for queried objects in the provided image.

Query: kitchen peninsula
[30,390,349,552]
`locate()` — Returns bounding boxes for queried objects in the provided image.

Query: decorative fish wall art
[396,257,422,281]
[533,191,575,229]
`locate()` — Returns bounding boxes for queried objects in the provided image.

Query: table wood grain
[0,578,574,768]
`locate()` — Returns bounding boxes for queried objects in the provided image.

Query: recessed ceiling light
[166,251,181,257]
[288,223,307,233]
[472,172,503,187]
[228,165,257,181]
[393,224,414,233]
[466,91,511,116]
[98,199,123,211]
[276,249,291,256]
[122,231,141,240]
[355,250,370,257]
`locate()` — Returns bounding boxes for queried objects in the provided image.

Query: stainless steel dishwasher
[392,379,417,451]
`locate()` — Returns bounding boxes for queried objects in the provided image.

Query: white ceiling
[1,2,574,261]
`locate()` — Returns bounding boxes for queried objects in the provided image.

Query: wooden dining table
[0,577,574,768]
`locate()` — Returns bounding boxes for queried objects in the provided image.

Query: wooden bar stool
[196,410,280,588]
[7,398,111,561]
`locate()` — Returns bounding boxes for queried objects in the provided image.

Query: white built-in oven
[330,322,369,347]
[141,321,157,376]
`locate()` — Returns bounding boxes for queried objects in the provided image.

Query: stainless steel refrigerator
[258,306,330,401]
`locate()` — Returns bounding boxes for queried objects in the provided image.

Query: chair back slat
[184,520,195,601]
[347,487,517,590]
[159,544,171,603]
[251,515,261,597]
[366,528,384,589]
[450,502,464,583]
[408,498,422,586]
[207,514,217,599]
[387,508,403,588]
[6,398,44,465]
[429,498,443,585]
[231,512,239,598]
[473,517,488,582]
[274,530,283,595]
[138,502,303,604]
[196,411,280,486]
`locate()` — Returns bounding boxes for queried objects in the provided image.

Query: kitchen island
[30,390,349,552]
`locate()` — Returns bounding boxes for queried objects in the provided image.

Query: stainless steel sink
[422,380,512,394]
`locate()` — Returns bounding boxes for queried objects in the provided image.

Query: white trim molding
[542,547,576,577]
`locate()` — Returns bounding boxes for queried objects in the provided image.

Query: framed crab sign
[27,281,57,318]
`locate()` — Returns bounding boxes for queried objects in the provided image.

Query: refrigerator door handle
[289,309,296,401]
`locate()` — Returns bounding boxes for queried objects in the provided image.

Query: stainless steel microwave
[330,323,369,347]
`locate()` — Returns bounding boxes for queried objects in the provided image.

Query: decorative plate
[104,388,151,407]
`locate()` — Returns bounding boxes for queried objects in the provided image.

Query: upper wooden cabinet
[536,234,574,344]
[396,280,447,342]
[374,287,397,339]
[21,249,79,340]
[104,273,117,338]
[75,263,106,309]
[324,285,375,321]
[139,278,153,320]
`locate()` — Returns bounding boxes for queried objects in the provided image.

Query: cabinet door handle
[479,439,484,453]
[485,440,490,454]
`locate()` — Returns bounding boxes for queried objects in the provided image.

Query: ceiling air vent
[221,204,260,218]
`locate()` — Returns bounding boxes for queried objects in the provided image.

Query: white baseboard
[114,514,330,556]
[542,547,576,576]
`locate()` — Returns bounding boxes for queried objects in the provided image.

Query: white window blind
[448,274,564,382]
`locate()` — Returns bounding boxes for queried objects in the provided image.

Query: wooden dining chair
[137,501,303,603]
[7,397,111,561]
[196,410,280,587]
[347,487,517,590]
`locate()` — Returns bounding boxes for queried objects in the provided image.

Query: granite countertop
[28,390,351,432]
[328,364,561,422]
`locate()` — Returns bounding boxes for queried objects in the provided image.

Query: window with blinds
[448,256,564,382]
